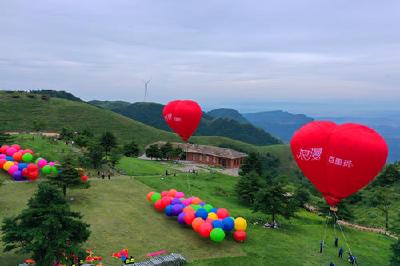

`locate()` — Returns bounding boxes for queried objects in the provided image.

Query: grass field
[117,157,180,176]
[0,172,394,266]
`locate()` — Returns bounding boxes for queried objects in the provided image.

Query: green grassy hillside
[0,91,293,167]
[0,92,180,146]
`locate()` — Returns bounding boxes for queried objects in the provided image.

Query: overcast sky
[1,0,399,115]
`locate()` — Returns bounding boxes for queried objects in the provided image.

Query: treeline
[59,128,139,170]
[145,142,184,160]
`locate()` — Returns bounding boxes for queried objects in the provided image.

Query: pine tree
[47,156,87,197]
[160,142,174,160]
[235,171,261,206]
[1,183,90,266]
[253,178,298,223]
[239,152,263,176]
[100,131,117,156]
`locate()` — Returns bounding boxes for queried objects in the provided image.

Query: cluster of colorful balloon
[147,189,247,243]
[0,144,58,181]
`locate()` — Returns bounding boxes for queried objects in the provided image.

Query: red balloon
[0,159,6,168]
[183,211,195,225]
[163,100,202,142]
[233,230,247,242]
[198,222,213,238]
[216,208,229,219]
[161,197,172,208]
[81,175,88,182]
[13,152,23,162]
[154,199,164,212]
[0,145,9,154]
[291,121,388,206]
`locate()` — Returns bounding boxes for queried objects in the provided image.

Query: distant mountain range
[89,101,282,146]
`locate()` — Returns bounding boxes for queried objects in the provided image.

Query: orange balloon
[147,192,155,202]
[12,152,23,161]
[192,197,202,204]
[192,217,205,232]
[168,189,177,197]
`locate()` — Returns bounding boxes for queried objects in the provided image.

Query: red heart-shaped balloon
[291,121,388,206]
[163,100,202,142]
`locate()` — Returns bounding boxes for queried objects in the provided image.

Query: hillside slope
[0,92,180,146]
[207,108,249,124]
[91,101,281,146]
[244,111,314,142]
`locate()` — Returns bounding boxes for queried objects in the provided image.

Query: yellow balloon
[234,217,247,231]
[3,161,14,171]
[208,212,218,220]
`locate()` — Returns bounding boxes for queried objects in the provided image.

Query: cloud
[0,0,399,114]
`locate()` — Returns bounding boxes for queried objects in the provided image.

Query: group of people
[97,171,112,180]
[321,237,357,265]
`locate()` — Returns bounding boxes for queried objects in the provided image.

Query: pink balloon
[8,165,19,175]
[6,147,17,156]
[37,159,48,168]
[49,162,55,166]
[11,144,20,151]
[175,192,185,198]
[0,154,6,159]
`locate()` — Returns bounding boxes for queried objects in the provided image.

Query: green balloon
[51,166,58,173]
[22,153,33,162]
[204,204,214,213]
[42,165,52,175]
[151,192,161,203]
[210,228,225,242]
[191,204,200,211]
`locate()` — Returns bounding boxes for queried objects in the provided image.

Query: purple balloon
[199,202,206,206]
[178,212,186,224]
[171,198,182,205]
[172,204,183,216]
[12,170,24,181]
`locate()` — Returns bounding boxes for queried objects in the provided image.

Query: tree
[109,147,123,167]
[374,163,400,187]
[235,171,261,206]
[171,147,184,160]
[239,152,263,176]
[160,142,174,160]
[260,152,280,176]
[60,127,73,141]
[391,239,400,266]
[0,132,14,145]
[370,188,394,231]
[47,157,87,197]
[100,131,117,156]
[85,144,105,169]
[294,186,311,207]
[123,141,139,157]
[1,183,90,265]
[253,178,299,223]
[146,144,161,160]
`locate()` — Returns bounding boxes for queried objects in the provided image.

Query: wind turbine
[143,78,151,102]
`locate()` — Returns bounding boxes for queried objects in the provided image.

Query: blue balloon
[18,163,28,170]
[222,217,234,231]
[6,156,13,161]
[210,208,218,213]
[195,208,208,219]
[212,220,223,229]
[165,205,174,216]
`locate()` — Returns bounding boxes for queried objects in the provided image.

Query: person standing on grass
[101,172,105,179]
[108,172,111,180]
[334,237,339,247]
[338,247,344,258]
[320,240,324,253]
[329,262,335,266]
